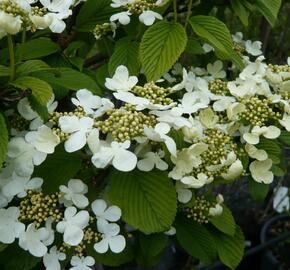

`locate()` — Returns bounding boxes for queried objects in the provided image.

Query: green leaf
[33,144,82,194]
[136,233,168,268]
[189,16,243,69]
[185,39,205,55]
[248,176,269,201]
[109,38,141,76]
[175,215,217,264]
[272,165,285,177]
[33,68,101,94]
[11,76,53,106]
[107,169,177,233]
[231,0,249,26]
[0,65,10,77]
[0,244,40,270]
[257,138,282,164]
[140,21,187,81]
[256,0,281,27]
[210,206,236,236]
[210,226,245,270]
[16,60,52,76]
[278,130,290,146]
[27,95,50,122]
[0,113,8,169]
[76,0,118,31]
[17,38,59,60]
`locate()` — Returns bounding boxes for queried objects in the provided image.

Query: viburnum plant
[0,0,287,269]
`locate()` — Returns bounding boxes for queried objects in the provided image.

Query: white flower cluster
[110,0,163,26]
[0,0,85,38]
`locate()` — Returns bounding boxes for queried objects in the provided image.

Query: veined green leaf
[107,169,177,233]
[140,21,187,81]
[0,65,10,77]
[231,0,249,27]
[16,60,52,76]
[256,0,281,27]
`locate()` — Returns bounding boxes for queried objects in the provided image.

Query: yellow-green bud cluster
[49,107,85,141]
[184,196,215,224]
[208,79,229,95]
[127,0,156,14]
[19,191,62,228]
[233,42,245,54]
[268,64,290,73]
[133,82,173,105]
[93,23,114,40]
[95,104,156,142]
[8,113,29,132]
[0,0,29,24]
[192,129,237,179]
[31,6,47,16]
[74,228,101,257]
[239,97,281,126]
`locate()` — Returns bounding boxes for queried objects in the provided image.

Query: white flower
[30,13,53,30]
[279,114,290,131]
[0,11,22,38]
[59,179,89,209]
[43,246,66,270]
[94,98,115,118]
[176,182,192,204]
[245,40,262,56]
[137,150,168,171]
[71,89,102,115]
[273,187,289,213]
[91,199,121,228]
[25,125,60,154]
[249,159,274,184]
[202,43,214,53]
[6,137,47,176]
[144,123,177,156]
[2,173,43,198]
[110,11,131,25]
[209,194,224,216]
[164,226,176,236]
[139,10,162,26]
[90,140,137,172]
[59,115,95,152]
[105,65,138,92]
[19,223,50,257]
[0,207,25,244]
[70,256,95,270]
[243,125,281,145]
[245,144,268,161]
[181,173,213,189]
[113,91,150,109]
[94,220,126,254]
[43,218,55,246]
[221,159,243,180]
[232,32,243,43]
[207,61,226,79]
[56,207,89,246]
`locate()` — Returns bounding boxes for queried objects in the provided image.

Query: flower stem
[173,0,178,22]
[18,28,26,63]
[7,34,15,82]
[184,0,193,29]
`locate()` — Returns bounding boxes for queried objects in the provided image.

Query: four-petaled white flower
[56,207,89,246]
[59,115,95,152]
[137,150,168,171]
[2,173,43,199]
[209,194,224,216]
[70,256,95,270]
[245,40,262,56]
[59,179,89,209]
[25,125,60,154]
[175,182,192,204]
[207,61,226,79]
[243,125,281,145]
[139,10,162,26]
[110,11,132,25]
[181,172,213,189]
[111,0,130,8]
[43,246,66,270]
[105,65,138,92]
[144,123,177,156]
[19,223,50,257]
[92,199,122,228]
[94,220,126,254]
[90,140,137,172]
[71,89,102,115]
[249,159,274,184]
[0,207,25,244]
